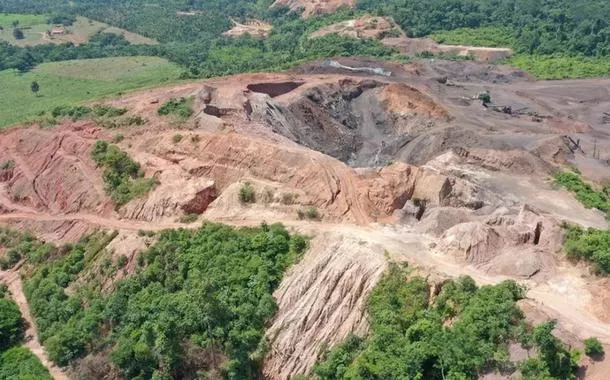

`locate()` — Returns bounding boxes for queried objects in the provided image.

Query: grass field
[508,55,610,80]
[0,56,182,127]
[0,13,48,28]
[0,15,156,46]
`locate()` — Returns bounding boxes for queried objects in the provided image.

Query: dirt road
[2,210,610,349]
[0,269,68,380]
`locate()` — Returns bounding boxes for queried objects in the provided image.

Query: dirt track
[3,58,610,377]
[0,269,68,380]
[2,210,610,348]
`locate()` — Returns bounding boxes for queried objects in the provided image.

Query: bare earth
[2,58,610,378]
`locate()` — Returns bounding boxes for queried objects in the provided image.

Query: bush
[92,104,127,118]
[112,134,124,143]
[116,255,128,268]
[179,213,199,224]
[0,346,52,379]
[0,299,24,350]
[584,337,604,357]
[478,92,492,104]
[172,134,183,144]
[0,160,14,170]
[12,28,24,40]
[157,97,193,119]
[281,193,297,205]
[52,105,92,120]
[554,171,610,213]
[298,206,319,220]
[239,182,255,203]
[91,140,156,206]
[563,225,610,275]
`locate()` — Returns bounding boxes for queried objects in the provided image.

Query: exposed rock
[263,232,387,379]
[120,170,215,222]
[310,15,404,40]
[0,125,112,215]
[436,205,563,278]
[272,0,355,18]
[222,19,272,39]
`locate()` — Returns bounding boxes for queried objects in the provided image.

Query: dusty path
[0,269,68,380]
[1,210,610,347]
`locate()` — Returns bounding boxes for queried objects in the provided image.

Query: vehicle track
[1,210,610,350]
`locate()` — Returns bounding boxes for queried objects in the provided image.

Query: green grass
[431,26,516,48]
[0,13,47,28]
[508,55,610,80]
[0,56,182,128]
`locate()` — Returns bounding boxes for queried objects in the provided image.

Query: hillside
[0,15,156,47]
[2,1,610,380]
[0,57,609,379]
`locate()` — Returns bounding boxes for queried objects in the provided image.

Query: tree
[31,81,40,96]
[0,298,25,350]
[584,337,604,357]
[12,28,24,40]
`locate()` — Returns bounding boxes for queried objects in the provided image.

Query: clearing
[0,15,157,46]
[3,58,610,379]
[0,56,182,128]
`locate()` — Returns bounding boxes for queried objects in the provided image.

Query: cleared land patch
[0,15,156,46]
[0,56,182,127]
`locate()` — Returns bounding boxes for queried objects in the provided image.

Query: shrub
[158,97,194,119]
[0,299,25,350]
[478,92,491,104]
[116,255,128,268]
[172,134,183,144]
[12,28,24,40]
[112,135,124,143]
[554,171,610,213]
[91,140,156,206]
[305,207,319,220]
[297,206,319,220]
[0,160,14,170]
[23,223,305,376]
[281,193,297,205]
[52,105,92,120]
[584,337,604,357]
[190,135,201,143]
[563,225,610,275]
[0,346,52,379]
[239,182,255,203]
[92,105,127,118]
[179,213,199,224]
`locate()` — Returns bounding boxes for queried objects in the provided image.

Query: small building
[50,25,65,35]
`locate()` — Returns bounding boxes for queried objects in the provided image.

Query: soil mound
[222,19,272,38]
[436,205,562,278]
[310,15,404,40]
[272,0,354,18]
[0,124,112,215]
[263,232,387,379]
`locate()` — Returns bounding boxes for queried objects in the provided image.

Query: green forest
[314,264,580,379]
[1,0,610,79]
[20,223,307,379]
